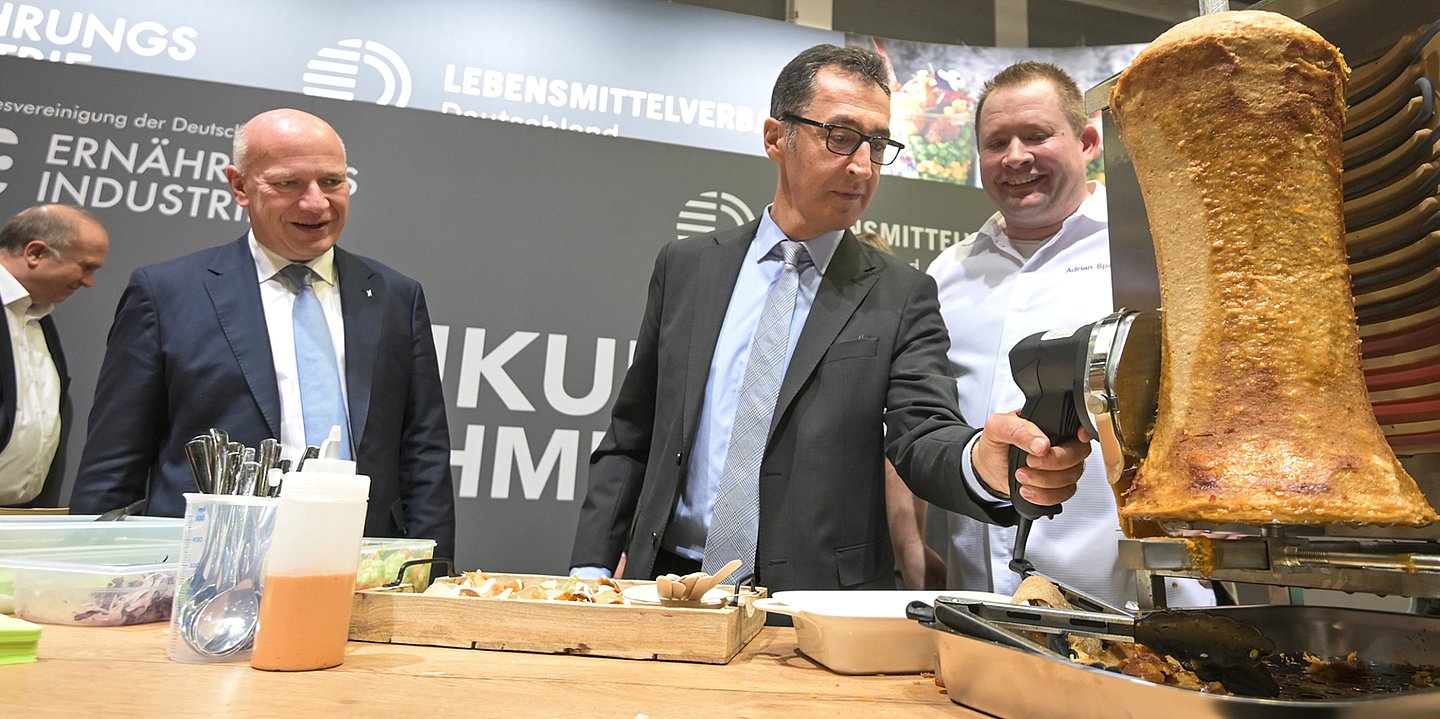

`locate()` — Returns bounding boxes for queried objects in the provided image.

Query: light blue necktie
[703,240,808,578]
[279,263,351,460]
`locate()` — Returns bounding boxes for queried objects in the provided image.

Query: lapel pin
[366,288,373,297]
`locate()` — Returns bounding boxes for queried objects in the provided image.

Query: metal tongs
[940,590,1281,698]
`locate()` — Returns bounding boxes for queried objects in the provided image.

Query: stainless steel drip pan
[925,601,1440,719]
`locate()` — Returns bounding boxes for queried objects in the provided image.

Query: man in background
[70,109,455,559]
[911,62,1213,606]
[0,204,108,508]
[570,46,1091,595]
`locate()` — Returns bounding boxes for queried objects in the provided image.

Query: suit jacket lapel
[0,312,14,446]
[205,237,282,437]
[39,316,67,395]
[682,222,756,434]
[337,248,383,451]
[773,232,878,429]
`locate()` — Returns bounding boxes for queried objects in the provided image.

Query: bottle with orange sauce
[251,432,369,672]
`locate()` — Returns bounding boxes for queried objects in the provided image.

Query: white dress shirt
[249,233,350,462]
[927,184,1213,608]
[0,264,61,505]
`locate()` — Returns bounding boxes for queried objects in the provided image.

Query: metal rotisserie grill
[1088,0,1440,612]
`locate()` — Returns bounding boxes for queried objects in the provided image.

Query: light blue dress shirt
[664,209,841,561]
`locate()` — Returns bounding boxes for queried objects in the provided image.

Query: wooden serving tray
[348,573,767,664]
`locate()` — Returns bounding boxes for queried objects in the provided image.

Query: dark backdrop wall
[0,56,997,572]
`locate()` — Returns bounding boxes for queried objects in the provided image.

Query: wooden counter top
[1,622,984,718]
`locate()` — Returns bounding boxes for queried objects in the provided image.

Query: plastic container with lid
[0,516,183,552]
[251,442,370,672]
[0,521,182,614]
[0,543,179,614]
[355,538,436,591]
[5,545,179,626]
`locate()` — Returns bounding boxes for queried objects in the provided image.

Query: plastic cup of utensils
[166,493,278,663]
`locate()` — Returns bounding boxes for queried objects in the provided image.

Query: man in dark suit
[570,45,1089,593]
[71,109,455,559]
[0,205,107,508]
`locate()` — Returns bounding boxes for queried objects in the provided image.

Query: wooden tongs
[655,558,742,601]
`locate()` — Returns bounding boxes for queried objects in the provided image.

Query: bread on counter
[1110,10,1437,526]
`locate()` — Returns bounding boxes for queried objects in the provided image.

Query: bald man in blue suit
[71,109,455,559]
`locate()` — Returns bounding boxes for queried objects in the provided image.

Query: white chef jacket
[926,183,1213,609]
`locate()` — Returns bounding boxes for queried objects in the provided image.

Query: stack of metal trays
[921,595,1440,718]
[1348,18,1440,454]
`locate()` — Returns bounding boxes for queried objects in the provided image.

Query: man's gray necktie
[279,263,351,460]
[703,240,808,578]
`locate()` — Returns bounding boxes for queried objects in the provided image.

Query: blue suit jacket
[0,313,69,508]
[71,237,455,559]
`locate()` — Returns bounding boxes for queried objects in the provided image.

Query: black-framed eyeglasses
[778,114,905,166]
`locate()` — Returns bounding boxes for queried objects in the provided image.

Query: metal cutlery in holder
[166,493,277,663]
[185,429,292,497]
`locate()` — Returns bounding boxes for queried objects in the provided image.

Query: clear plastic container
[6,546,178,626]
[0,516,183,552]
[251,457,370,671]
[166,494,277,664]
[355,538,436,590]
[0,542,180,614]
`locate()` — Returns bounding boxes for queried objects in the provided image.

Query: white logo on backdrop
[676,191,754,239]
[303,39,412,107]
[0,127,17,195]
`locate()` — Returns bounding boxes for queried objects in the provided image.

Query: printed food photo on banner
[849,33,1145,188]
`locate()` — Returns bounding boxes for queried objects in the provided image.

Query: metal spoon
[178,579,260,657]
[256,438,281,492]
[177,503,263,657]
[236,461,261,497]
[265,468,284,498]
[224,443,244,494]
[297,445,319,472]
[209,428,229,490]
[185,437,214,493]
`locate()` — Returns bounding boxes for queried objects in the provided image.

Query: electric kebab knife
[1004,309,1163,578]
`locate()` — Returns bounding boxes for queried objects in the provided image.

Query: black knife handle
[1008,331,1084,520]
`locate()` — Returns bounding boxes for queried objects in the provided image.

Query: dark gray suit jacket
[70,237,455,559]
[571,221,1017,593]
[0,313,69,508]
